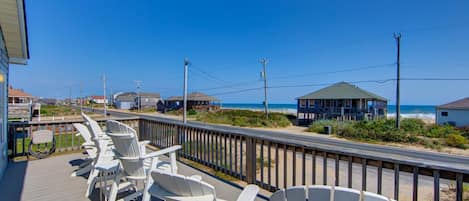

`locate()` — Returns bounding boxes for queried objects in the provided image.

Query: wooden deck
[0,153,266,201]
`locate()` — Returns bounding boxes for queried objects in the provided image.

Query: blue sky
[10,0,469,104]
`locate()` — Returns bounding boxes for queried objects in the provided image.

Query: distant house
[114,92,137,109]
[89,95,108,104]
[137,92,163,110]
[165,92,220,112]
[8,86,34,120]
[8,86,33,104]
[296,82,388,125]
[436,97,469,127]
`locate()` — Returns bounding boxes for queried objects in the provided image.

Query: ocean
[221,103,436,119]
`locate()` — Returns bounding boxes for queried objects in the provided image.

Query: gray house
[114,92,137,110]
[137,92,163,110]
[436,97,469,127]
[296,82,388,125]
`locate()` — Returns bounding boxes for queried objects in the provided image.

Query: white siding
[436,108,469,127]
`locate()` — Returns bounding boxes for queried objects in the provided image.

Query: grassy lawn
[14,133,85,155]
[194,109,293,128]
[40,105,81,116]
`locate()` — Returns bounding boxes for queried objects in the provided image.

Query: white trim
[8,57,27,65]
[16,0,28,60]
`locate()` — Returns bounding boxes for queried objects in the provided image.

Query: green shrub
[196,109,291,128]
[426,124,461,138]
[446,134,467,149]
[187,109,197,116]
[400,118,426,134]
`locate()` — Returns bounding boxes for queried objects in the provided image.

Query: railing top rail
[8,116,140,126]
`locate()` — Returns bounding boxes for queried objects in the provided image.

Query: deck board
[0,153,266,201]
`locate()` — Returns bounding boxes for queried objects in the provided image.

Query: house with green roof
[296,82,388,125]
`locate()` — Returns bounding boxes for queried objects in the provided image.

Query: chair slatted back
[106,120,146,179]
[73,123,92,144]
[333,187,360,201]
[151,170,216,198]
[363,191,390,201]
[308,185,332,201]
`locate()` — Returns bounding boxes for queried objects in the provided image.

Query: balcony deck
[0,152,267,201]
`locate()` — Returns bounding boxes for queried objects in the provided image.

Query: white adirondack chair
[270,185,391,201]
[333,187,360,201]
[363,191,392,201]
[149,169,259,201]
[71,123,98,177]
[81,113,115,197]
[106,120,181,201]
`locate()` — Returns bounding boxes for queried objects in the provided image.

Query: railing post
[246,136,257,184]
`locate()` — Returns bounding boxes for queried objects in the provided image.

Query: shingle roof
[115,92,137,102]
[437,97,469,110]
[8,87,32,97]
[139,92,160,98]
[297,82,387,101]
[167,92,219,102]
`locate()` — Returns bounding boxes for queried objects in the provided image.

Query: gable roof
[139,92,160,98]
[115,92,137,102]
[167,92,219,102]
[437,97,469,110]
[297,82,387,101]
[8,86,31,97]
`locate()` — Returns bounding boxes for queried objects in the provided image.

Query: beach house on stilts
[296,82,388,125]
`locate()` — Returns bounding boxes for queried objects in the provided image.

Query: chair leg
[88,169,99,184]
[86,176,97,197]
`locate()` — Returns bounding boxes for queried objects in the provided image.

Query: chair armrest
[139,140,151,145]
[236,185,259,201]
[140,145,182,159]
[95,160,120,172]
[189,175,202,181]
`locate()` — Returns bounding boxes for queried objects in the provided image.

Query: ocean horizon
[221,103,436,119]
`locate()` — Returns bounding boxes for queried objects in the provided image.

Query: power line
[190,65,228,84]
[270,63,395,80]
[199,77,469,97]
[192,79,261,91]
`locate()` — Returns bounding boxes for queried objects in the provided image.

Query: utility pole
[183,58,189,124]
[394,33,401,129]
[102,74,107,117]
[68,87,72,106]
[134,80,142,111]
[260,58,269,118]
[80,82,83,112]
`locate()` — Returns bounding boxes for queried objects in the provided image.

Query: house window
[299,100,306,108]
[441,111,448,117]
[308,100,315,108]
[345,100,352,108]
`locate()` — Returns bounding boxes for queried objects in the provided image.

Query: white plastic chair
[70,123,97,177]
[308,185,332,201]
[363,191,390,201]
[106,120,181,201]
[333,186,360,201]
[149,169,259,201]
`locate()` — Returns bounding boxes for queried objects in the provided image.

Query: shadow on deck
[0,153,266,201]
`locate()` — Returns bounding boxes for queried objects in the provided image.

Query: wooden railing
[137,117,468,201]
[8,117,139,157]
[9,116,468,201]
